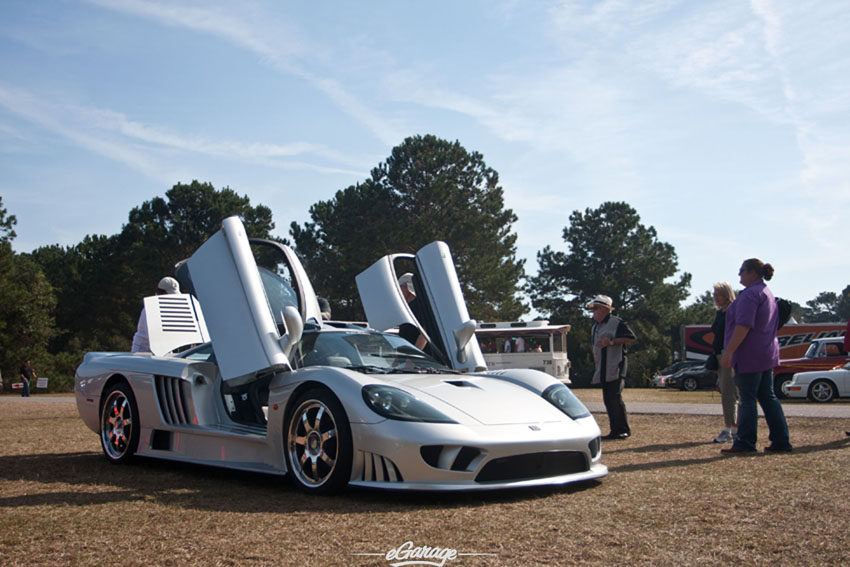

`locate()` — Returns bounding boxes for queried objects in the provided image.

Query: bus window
[553,334,565,352]
[474,321,572,383]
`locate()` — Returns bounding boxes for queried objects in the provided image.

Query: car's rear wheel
[100,382,140,464]
[774,374,793,398]
[808,379,836,403]
[285,388,352,495]
[682,377,699,391]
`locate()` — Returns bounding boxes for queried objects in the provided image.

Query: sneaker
[713,429,732,443]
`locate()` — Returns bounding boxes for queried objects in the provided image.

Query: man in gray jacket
[589,295,636,440]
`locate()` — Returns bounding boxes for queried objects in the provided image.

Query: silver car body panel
[186,216,291,381]
[144,293,209,356]
[75,218,606,491]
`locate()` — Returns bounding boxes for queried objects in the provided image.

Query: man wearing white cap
[588,294,636,440]
[131,276,180,353]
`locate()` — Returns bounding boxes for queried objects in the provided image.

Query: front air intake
[420,445,483,472]
[475,451,588,483]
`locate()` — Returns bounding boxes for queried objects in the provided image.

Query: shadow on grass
[0,451,603,513]
[607,436,850,474]
[604,440,708,453]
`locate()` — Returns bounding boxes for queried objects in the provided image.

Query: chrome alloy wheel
[287,399,340,487]
[101,388,135,461]
[809,380,836,403]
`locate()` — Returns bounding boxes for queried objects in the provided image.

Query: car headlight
[362,385,456,423]
[542,384,591,420]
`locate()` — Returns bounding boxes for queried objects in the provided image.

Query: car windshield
[803,342,822,358]
[177,343,216,362]
[293,330,450,374]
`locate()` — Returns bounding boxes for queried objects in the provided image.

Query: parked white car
[75,216,607,494]
[784,362,850,402]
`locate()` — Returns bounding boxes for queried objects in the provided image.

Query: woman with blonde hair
[711,282,737,443]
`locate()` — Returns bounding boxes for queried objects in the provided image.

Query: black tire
[808,379,836,403]
[284,388,352,495]
[100,382,140,464]
[682,377,699,392]
[774,374,793,399]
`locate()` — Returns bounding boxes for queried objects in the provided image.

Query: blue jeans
[732,369,791,451]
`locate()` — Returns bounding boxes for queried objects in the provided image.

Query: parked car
[75,217,607,495]
[784,362,850,402]
[650,361,702,388]
[773,337,849,398]
[665,365,718,391]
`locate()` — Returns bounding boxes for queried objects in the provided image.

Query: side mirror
[279,306,304,360]
[453,320,477,364]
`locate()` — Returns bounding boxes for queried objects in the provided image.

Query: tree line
[1,134,847,389]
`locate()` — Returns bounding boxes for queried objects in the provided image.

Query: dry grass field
[1,398,848,567]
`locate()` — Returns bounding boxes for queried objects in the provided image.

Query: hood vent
[444,380,479,389]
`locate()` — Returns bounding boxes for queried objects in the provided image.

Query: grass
[1,399,849,566]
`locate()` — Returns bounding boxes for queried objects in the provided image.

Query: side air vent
[151,429,171,451]
[157,295,203,333]
[588,436,601,459]
[154,376,192,425]
[420,445,484,472]
[357,452,404,482]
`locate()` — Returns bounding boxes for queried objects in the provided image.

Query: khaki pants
[717,365,737,426]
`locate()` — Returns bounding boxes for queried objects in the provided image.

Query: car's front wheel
[682,376,699,391]
[774,374,793,398]
[100,382,140,464]
[808,379,836,403]
[285,388,352,495]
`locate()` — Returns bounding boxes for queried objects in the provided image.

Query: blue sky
[1,0,848,313]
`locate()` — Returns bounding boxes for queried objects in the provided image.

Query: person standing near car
[711,282,738,443]
[720,258,792,454]
[844,318,850,437]
[589,295,637,440]
[19,360,36,397]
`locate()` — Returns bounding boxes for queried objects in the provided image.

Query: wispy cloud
[748,0,850,205]
[85,0,404,146]
[0,83,367,180]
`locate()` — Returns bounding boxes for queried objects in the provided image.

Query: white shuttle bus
[475,320,571,383]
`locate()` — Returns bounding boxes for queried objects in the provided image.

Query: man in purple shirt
[720,258,791,454]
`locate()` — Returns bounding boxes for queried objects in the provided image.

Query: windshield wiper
[344,365,392,374]
[408,366,457,374]
[345,364,456,375]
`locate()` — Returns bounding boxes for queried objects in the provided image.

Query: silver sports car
[75,216,607,494]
